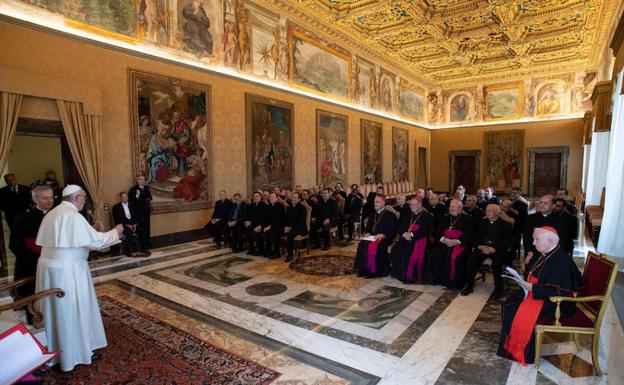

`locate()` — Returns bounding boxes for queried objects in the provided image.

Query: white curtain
[585,130,610,206]
[598,69,624,260]
[582,144,591,193]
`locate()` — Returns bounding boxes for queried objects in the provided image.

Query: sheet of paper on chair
[0,323,57,385]
[358,236,377,242]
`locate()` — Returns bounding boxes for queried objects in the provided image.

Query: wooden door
[454,155,476,193]
[533,153,562,196]
[417,147,427,188]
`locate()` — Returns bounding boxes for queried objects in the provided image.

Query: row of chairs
[359,180,416,198]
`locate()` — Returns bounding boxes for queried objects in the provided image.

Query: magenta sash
[406,224,427,282]
[367,238,382,273]
[443,228,465,281]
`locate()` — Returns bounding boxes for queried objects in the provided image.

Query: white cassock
[35,201,120,371]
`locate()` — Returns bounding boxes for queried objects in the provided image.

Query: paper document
[502,267,529,298]
[359,235,377,242]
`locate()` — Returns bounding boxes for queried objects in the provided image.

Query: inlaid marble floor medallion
[289,254,356,276]
[245,282,289,296]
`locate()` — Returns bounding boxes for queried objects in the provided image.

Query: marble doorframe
[527,146,569,197]
[448,150,481,193]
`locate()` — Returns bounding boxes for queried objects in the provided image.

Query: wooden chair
[292,202,312,260]
[0,278,65,344]
[534,252,618,375]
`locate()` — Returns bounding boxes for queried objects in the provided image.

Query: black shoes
[460,285,474,296]
[91,352,102,361]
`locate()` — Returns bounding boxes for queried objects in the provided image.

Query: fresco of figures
[246,94,293,193]
[361,119,383,184]
[317,110,348,186]
[392,127,409,182]
[289,28,351,99]
[449,94,471,122]
[535,81,568,117]
[484,130,524,190]
[484,83,523,120]
[399,85,424,121]
[379,72,395,113]
[352,59,374,108]
[130,70,212,213]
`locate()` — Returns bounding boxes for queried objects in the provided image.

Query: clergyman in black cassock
[461,204,511,296]
[498,227,580,365]
[9,185,54,299]
[311,189,339,250]
[428,199,473,287]
[353,196,398,278]
[245,192,267,255]
[425,193,448,236]
[204,190,232,248]
[344,185,364,240]
[261,193,285,259]
[283,192,308,261]
[128,175,153,249]
[226,194,247,252]
[390,198,433,284]
[523,195,570,262]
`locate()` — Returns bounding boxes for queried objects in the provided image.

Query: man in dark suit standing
[113,191,148,257]
[128,174,153,250]
[9,185,54,299]
[0,173,32,231]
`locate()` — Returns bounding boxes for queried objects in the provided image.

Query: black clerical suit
[245,201,267,255]
[261,202,285,258]
[426,203,448,239]
[393,203,411,224]
[523,212,571,256]
[112,201,147,256]
[362,192,378,225]
[464,217,511,293]
[204,198,232,247]
[428,212,473,287]
[344,192,364,240]
[498,246,581,364]
[334,190,347,240]
[128,184,153,249]
[9,207,46,298]
[557,211,579,253]
[226,202,247,252]
[464,206,484,234]
[311,197,339,249]
[0,184,32,231]
[284,202,307,260]
[353,209,398,277]
[390,210,433,283]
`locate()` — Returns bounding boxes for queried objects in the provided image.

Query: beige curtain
[56,100,104,223]
[0,92,23,174]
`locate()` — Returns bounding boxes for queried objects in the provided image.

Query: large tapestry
[246,94,293,194]
[484,130,525,190]
[130,70,212,213]
[361,119,383,184]
[392,127,409,182]
[317,110,348,186]
[484,83,523,120]
[289,28,351,99]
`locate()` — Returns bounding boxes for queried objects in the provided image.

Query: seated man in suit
[204,190,232,248]
[461,204,511,298]
[311,188,339,250]
[0,173,32,232]
[393,195,410,223]
[226,193,247,252]
[344,184,364,240]
[261,192,285,259]
[245,191,267,256]
[283,192,308,262]
[112,191,148,257]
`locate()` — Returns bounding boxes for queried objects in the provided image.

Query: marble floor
[57,233,621,385]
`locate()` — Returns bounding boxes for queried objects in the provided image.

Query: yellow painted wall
[429,119,585,194]
[0,21,429,236]
[6,135,64,187]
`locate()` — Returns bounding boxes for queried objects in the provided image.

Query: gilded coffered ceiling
[285,0,619,87]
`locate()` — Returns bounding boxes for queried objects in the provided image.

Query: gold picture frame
[484,82,524,121]
[398,80,425,121]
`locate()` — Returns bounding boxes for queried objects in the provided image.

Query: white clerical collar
[122,201,129,206]
[61,201,79,211]
[376,209,384,214]
[36,206,49,214]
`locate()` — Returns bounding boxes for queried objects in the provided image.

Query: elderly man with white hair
[497,226,581,366]
[35,185,124,371]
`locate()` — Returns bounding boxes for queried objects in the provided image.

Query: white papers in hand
[502,266,529,298]
[359,235,377,242]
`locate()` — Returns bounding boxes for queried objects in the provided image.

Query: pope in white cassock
[35,185,124,372]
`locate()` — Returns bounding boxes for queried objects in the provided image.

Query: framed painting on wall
[129,69,212,213]
[289,28,351,100]
[317,110,348,186]
[484,82,524,121]
[483,130,525,191]
[392,127,409,181]
[246,93,294,195]
[398,83,424,121]
[361,119,383,184]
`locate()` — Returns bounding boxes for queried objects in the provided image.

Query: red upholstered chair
[534,252,618,375]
